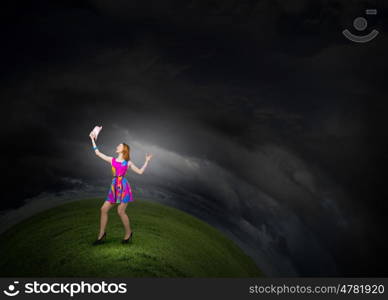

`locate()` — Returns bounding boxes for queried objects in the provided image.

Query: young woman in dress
[89,130,153,245]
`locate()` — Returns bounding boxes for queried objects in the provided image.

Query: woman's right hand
[89,132,95,140]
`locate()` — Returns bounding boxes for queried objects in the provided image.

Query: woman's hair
[122,143,130,161]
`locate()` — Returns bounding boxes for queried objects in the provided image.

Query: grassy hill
[0,198,263,277]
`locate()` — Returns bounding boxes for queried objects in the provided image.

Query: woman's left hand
[145,153,153,161]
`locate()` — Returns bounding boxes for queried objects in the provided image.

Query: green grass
[0,198,263,277]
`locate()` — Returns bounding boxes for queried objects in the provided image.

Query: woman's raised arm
[130,153,153,175]
[89,133,112,164]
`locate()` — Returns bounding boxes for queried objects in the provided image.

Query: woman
[89,130,153,245]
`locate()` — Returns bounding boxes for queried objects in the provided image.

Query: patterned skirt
[106,176,133,204]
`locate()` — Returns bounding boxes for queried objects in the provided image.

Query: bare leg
[98,201,114,239]
[117,202,132,239]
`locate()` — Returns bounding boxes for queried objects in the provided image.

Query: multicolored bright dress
[106,157,133,203]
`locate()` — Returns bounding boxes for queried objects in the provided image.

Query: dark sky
[1,0,388,276]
